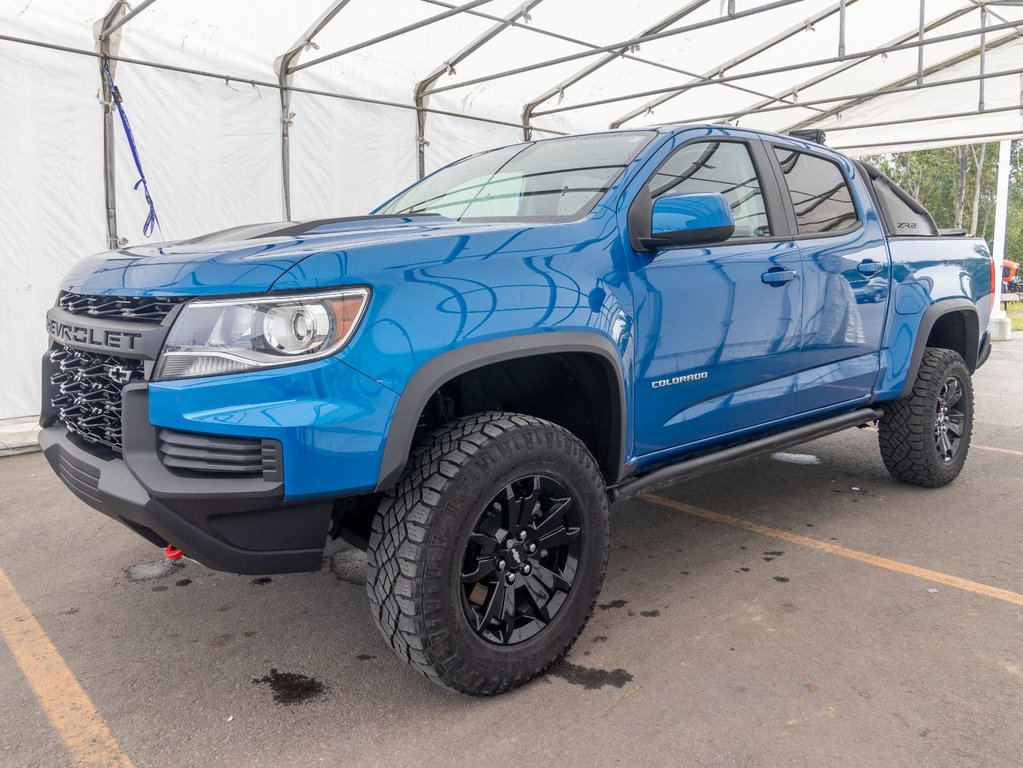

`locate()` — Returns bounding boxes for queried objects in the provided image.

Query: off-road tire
[878,347,973,487]
[366,412,610,695]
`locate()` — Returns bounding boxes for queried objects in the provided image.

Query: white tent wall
[2,0,1022,428]
[0,44,104,420]
[110,63,283,244]
[289,93,417,220]
[421,110,526,175]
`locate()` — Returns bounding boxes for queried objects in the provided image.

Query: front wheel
[366,412,610,695]
[878,347,974,487]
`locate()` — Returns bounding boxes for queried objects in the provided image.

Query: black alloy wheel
[933,375,967,463]
[460,475,582,646]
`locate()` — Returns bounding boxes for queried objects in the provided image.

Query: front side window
[378,132,653,221]
[646,141,771,239]
[773,148,859,235]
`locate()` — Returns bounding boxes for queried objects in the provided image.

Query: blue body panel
[58,125,994,501]
[148,357,399,499]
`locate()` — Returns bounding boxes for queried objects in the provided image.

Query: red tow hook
[164,544,184,561]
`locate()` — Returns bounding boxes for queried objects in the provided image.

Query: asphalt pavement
[1,338,1021,768]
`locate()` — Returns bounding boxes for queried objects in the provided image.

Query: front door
[630,138,803,458]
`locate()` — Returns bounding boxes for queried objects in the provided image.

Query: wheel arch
[899,299,980,399]
[375,333,628,490]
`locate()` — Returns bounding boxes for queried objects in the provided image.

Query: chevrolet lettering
[46,317,142,352]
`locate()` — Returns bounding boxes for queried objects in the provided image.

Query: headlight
[154,288,369,380]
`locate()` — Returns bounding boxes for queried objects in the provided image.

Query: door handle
[857,259,884,276]
[761,268,797,286]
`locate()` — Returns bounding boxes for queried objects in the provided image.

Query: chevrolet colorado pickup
[41,125,995,695]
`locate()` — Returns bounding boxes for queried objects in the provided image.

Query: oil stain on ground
[598,598,628,610]
[253,668,327,705]
[639,610,660,618]
[251,577,272,585]
[551,660,634,690]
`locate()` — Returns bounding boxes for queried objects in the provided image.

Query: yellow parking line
[975,391,1022,400]
[972,443,1023,458]
[0,567,133,768]
[860,426,1022,457]
[641,494,1023,608]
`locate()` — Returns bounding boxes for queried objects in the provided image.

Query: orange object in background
[1004,259,1022,293]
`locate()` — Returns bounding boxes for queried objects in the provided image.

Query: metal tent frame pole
[424,0,807,97]
[832,129,1022,151]
[95,0,159,249]
[275,0,354,222]
[990,139,1013,339]
[0,35,571,134]
[422,0,815,136]
[414,0,543,178]
[783,24,1023,132]
[526,18,1023,123]
[638,65,1023,130]
[98,0,158,42]
[289,0,495,74]
[519,0,713,141]
[609,0,857,129]
[717,6,974,126]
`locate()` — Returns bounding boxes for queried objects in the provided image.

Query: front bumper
[40,385,335,574]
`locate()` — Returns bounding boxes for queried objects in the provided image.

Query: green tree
[862,140,1021,262]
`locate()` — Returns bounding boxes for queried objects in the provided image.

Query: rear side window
[773,148,859,235]
[647,141,771,239]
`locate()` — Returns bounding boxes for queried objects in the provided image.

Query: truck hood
[62,214,539,296]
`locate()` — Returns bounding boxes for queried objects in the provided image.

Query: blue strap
[103,66,162,239]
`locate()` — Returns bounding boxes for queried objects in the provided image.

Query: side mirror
[640,192,736,251]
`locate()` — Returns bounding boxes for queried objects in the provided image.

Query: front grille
[58,291,187,322]
[157,429,281,478]
[49,345,144,451]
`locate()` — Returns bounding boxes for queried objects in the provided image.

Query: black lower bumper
[39,386,333,575]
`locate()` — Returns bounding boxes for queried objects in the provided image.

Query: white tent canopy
[2,0,1022,421]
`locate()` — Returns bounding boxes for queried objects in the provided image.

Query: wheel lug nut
[519,530,527,541]
[522,564,531,575]
[497,559,506,571]
[527,542,537,553]
[506,573,516,584]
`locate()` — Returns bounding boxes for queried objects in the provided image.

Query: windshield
[378,132,654,221]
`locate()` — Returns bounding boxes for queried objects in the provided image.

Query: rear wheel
[366,412,609,695]
[878,347,973,487]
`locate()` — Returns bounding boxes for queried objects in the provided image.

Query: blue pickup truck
[41,125,994,694]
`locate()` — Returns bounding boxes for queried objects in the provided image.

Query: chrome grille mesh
[57,291,186,322]
[49,345,144,451]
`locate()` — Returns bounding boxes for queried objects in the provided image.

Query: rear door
[769,144,890,413]
[629,136,803,457]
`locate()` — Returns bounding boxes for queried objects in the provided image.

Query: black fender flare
[374,332,628,491]
[899,298,980,399]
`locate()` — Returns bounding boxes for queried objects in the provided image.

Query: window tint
[773,148,859,234]
[647,141,771,239]
[379,132,652,220]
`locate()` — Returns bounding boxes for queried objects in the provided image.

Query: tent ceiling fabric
[5,0,1023,153]
[2,0,1022,420]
